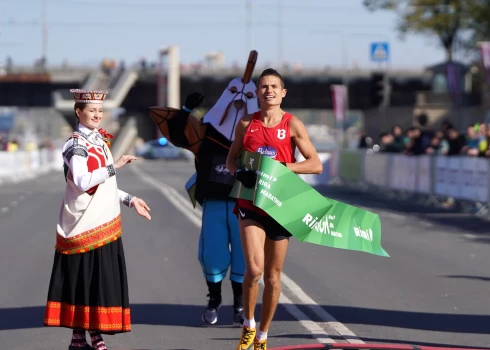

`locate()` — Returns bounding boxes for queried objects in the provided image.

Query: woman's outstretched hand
[114,155,137,169]
[131,197,151,220]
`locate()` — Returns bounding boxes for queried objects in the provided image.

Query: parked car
[135,138,191,160]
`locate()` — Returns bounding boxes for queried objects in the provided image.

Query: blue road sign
[370,42,390,62]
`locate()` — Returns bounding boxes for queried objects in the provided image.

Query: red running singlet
[236,111,296,216]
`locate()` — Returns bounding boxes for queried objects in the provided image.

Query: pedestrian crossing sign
[370,42,389,62]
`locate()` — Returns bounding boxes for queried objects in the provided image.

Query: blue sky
[0,0,456,69]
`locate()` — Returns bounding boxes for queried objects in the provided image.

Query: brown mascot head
[147,50,259,154]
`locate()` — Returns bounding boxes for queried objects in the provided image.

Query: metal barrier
[2,145,488,217]
[0,148,63,186]
[300,149,490,217]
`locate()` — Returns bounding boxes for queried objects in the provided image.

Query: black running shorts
[237,206,292,241]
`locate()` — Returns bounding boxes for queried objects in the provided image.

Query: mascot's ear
[148,106,180,126]
[148,106,180,141]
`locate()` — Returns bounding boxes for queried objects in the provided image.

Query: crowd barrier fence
[2,147,488,216]
[298,149,490,216]
[0,148,63,185]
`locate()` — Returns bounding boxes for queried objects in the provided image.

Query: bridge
[0,49,483,145]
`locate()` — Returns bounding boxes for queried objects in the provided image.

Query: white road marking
[136,170,201,226]
[1,207,9,214]
[281,273,363,344]
[279,293,335,343]
[131,164,364,344]
[10,201,18,207]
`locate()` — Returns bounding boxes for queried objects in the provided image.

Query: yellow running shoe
[235,326,256,350]
[254,338,267,350]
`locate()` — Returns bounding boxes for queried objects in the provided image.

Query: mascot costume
[148,50,259,326]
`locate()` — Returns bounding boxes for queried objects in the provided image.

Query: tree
[466,0,490,51]
[363,0,471,62]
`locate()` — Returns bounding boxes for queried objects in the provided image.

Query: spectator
[379,132,400,153]
[405,127,423,155]
[474,123,488,155]
[374,119,490,158]
[479,123,486,138]
[447,128,465,155]
[440,119,454,136]
[463,124,481,156]
[480,124,490,157]
[415,113,434,155]
[391,125,405,151]
[425,135,449,155]
[6,139,19,152]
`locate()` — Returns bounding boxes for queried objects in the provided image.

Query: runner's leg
[259,235,289,336]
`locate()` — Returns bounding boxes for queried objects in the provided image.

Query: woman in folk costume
[44,89,151,350]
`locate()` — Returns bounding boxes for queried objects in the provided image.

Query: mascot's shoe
[235,326,256,350]
[202,294,221,325]
[233,307,245,327]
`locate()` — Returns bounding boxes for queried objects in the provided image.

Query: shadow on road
[1,303,488,348]
[442,275,490,282]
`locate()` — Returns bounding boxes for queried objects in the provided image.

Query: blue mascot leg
[198,199,231,325]
[198,199,231,282]
[227,199,246,326]
[228,200,245,283]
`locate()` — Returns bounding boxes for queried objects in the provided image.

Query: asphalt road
[1,159,489,350]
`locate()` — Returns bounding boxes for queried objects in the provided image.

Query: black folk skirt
[44,237,131,334]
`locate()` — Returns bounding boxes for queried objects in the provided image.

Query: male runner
[226,68,322,349]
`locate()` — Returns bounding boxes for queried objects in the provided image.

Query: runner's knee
[263,269,281,289]
[246,263,263,281]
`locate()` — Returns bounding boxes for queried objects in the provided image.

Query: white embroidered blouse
[61,123,134,207]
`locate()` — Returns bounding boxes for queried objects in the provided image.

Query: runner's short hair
[258,68,285,88]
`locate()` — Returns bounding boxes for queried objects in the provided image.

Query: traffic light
[370,72,391,108]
